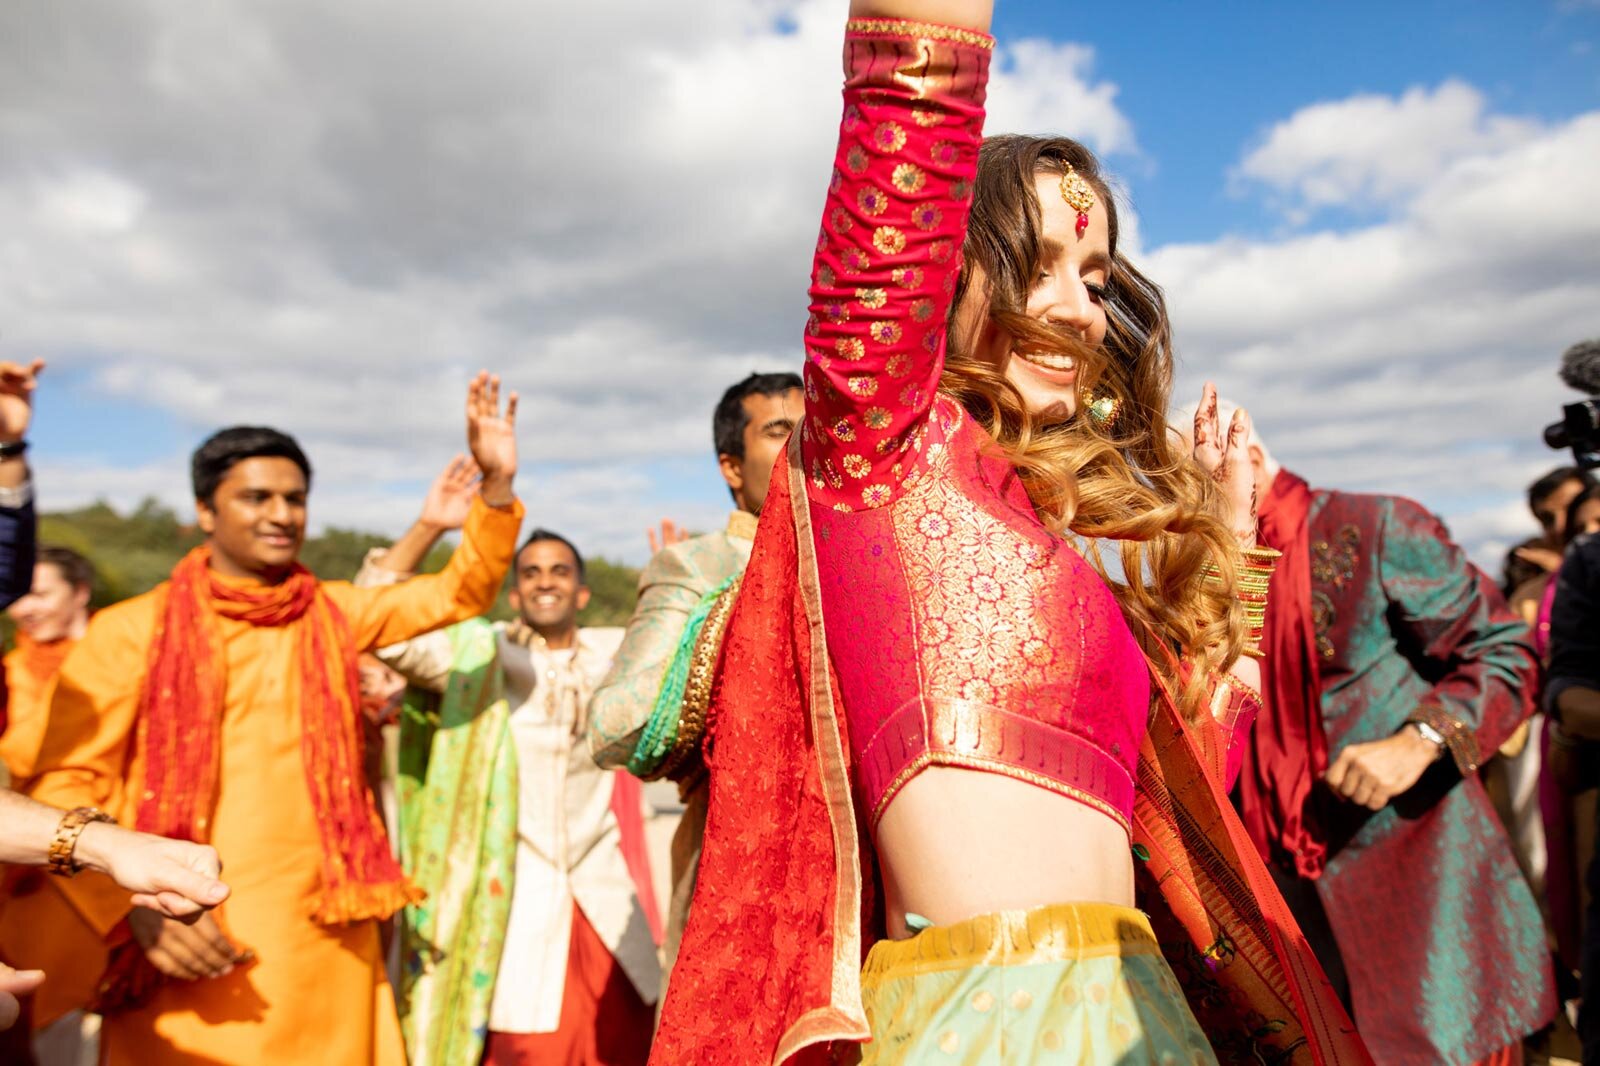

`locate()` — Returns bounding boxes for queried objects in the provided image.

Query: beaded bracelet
[47,806,113,877]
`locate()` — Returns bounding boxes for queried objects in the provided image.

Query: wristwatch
[47,806,114,877]
[0,439,28,460]
[1410,720,1446,748]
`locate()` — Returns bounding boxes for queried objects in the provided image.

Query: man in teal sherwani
[1230,419,1551,1066]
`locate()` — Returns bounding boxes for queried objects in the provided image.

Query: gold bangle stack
[46,806,113,878]
[1205,545,1282,659]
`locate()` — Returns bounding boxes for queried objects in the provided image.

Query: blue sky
[4,0,1597,570]
[998,1,1600,243]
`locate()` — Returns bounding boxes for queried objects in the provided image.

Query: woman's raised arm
[848,0,991,31]
[801,6,995,511]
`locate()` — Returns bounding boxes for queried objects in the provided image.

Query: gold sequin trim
[653,577,743,782]
[871,751,1131,833]
[1409,703,1482,775]
[844,18,996,50]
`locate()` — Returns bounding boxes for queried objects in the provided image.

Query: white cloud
[1234,80,1541,217]
[1155,106,1600,570]
[986,39,1135,154]
[1,0,1129,564]
[5,3,1590,579]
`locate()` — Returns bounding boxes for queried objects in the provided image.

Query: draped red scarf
[1238,468,1331,879]
[653,441,1370,1064]
[135,546,420,921]
[97,547,421,1013]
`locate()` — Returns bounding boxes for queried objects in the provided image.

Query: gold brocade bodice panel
[810,401,1151,827]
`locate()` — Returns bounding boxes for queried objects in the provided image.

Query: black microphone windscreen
[1560,339,1600,395]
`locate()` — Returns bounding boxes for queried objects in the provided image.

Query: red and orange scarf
[652,439,1370,1065]
[136,546,419,923]
[98,547,420,1013]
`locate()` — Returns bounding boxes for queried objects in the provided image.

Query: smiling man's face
[508,538,588,642]
[196,457,309,580]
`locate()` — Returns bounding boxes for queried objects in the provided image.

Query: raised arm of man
[328,372,524,656]
[0,360,43,611]
[350,455,485,692]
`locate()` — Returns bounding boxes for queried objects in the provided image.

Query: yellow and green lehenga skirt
[859,902,1218,1064]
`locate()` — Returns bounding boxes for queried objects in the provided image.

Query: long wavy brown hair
[943,134,1246,716]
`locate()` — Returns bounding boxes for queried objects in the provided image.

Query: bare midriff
[874,766,1135,940]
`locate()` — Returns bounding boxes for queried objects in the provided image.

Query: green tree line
[34,498,643,627]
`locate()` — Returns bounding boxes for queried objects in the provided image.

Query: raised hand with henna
[1190,381,1258,548]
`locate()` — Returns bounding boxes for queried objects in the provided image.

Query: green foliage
[33,499,643,628]
[579,556,641,627]
[39,499,204,608]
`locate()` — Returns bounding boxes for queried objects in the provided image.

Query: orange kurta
[0,635,77,781]
[24,496,523,1065]
[0,634,103,1030]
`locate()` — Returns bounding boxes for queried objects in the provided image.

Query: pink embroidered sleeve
[800,19,993,511]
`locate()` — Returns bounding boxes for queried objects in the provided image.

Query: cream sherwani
[357,556,658,1032]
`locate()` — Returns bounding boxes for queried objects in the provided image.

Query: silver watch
[1410,720,1446,748]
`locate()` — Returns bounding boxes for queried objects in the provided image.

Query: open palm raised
[465,371,518,500]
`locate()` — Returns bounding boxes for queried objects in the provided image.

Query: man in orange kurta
[23,373,524,1064]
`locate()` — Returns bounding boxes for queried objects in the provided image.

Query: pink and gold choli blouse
[802,19,1150,834]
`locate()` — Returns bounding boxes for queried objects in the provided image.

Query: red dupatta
[651,436,1370,1065]
[1237,468,1331,879]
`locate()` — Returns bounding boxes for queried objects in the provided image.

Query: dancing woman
[652,1,1369,1061]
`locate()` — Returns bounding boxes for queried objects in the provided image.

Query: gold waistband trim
[862,902,1158,982]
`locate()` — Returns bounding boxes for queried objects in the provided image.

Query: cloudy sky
[4,0,1597,570]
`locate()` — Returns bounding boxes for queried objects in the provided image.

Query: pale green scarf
[395,619,518,1066]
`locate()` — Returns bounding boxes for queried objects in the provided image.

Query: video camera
[1546,340,1600,470]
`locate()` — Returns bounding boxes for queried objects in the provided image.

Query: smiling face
[196,457,309,580]
[7,561,91,643]
[508,538,588,645]
[956,170,1112,425]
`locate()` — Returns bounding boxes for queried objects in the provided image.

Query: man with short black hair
[589,369,803,993]
[356,500,658,1064]
[24,372,524,1065]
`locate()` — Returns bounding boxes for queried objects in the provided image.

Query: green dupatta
[395,618,519,1066]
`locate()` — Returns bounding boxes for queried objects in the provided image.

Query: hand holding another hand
[129,909,243,981]
[77,822,229,921]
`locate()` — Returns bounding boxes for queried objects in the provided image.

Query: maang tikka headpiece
[1059,164,1096,239]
